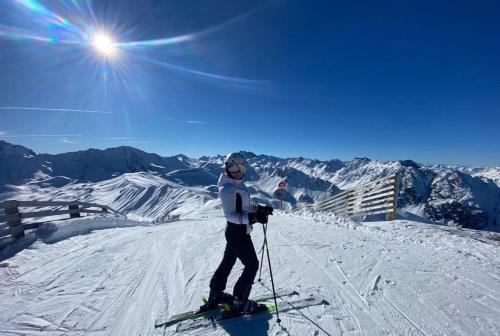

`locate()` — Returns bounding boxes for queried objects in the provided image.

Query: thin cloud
[0,134,82,138]
[166,117,207,125]
[140,57,270,91]
[0,131,7,136]
[117,9,256,49]
[60,138,77,144]
[0,106,112,114]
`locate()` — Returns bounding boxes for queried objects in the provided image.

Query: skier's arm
[219,185,251,225]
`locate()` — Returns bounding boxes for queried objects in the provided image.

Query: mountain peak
[0,140,36,157]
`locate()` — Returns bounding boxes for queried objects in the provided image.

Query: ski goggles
[226,162,247,174]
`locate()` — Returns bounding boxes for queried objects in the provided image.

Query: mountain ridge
[1,140,498,231]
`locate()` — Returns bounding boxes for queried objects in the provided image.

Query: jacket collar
[218,173,244,186]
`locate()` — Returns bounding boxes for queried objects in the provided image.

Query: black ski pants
[209,222,259,301]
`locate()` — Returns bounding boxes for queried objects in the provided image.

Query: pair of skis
[154,290,326,330]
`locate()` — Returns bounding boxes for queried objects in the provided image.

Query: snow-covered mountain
[1,140,499,231]
[0,140,190,187]
[1,141,500,336]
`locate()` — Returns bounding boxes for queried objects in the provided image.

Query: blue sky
[0,0,499,166]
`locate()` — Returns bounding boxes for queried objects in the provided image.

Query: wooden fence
[315,172,399,220]
[0,200,123,240]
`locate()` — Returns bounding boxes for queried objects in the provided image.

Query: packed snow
[1,208,499,336]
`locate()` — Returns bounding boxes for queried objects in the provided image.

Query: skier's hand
[256,211,268,224]
[257,204,274,216]
[248,212,257,224]
[255,205,273,224]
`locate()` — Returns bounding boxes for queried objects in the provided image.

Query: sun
[92,32,117,58]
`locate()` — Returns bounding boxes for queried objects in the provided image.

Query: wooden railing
[0,200,123,240]
[315,172,400,220]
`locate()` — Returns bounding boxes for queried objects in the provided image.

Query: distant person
[201,152,273,314]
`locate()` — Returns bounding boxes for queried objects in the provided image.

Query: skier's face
[231,171,243,180]
[226,162,246,180]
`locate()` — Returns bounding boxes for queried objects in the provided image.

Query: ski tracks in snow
[270,215,500,336]
[1,214,500,336]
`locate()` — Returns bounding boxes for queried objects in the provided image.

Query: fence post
[69,202,80,218]
[346,190,355,216]
[386,172,400,221]
[4,201,24,239]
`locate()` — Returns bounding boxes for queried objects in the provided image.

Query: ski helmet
[223,152,247,177]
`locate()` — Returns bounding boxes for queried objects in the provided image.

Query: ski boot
[231,297,268,316]
[199,291,234,312]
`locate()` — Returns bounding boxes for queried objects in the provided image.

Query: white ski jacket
[217,173,256,234]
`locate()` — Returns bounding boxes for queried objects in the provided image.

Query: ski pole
[257,231,265,282]
[262,222,281,323]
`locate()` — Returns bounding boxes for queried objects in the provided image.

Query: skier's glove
[256,211,268,224]
[248,212,257,225]
[255,205,274,224]
[257,205,274,216]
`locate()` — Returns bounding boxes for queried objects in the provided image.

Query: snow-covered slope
[1,211,499,335]
[1,172,213,222]
[0,141,38,192]
[472,167,500,187]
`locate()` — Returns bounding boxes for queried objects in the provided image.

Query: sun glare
[92,32,117,57]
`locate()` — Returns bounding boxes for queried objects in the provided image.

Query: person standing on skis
[204,152,273,314]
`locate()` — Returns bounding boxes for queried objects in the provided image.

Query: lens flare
[0,0,268,94]
[93,32,117,57]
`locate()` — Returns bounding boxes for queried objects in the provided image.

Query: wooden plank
[321,191,356,212]
[17,200,103,209]
[355,185,395,201]
[351,202,393,214]
[322,193,362,210]
[320,188,356,206]
[80,203,121,216]
[23,223,39,230]
[77,201,106,209]
[386,172,399,220]
[15,200,73,207]
[318,197,349,210]
[356,190,395,205]
[320,203,347,212]
[318,174,396,206]
[352,200,394,212]
[318,191,349,206]
[320,197,351,209]
[80,209,107,215]
[20,209,80,219]
[328,203,392,216]
[317,196,348,210]
[347,196,395,211]
[321,200,355,213]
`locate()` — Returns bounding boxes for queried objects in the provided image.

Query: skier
[202,152,273,315]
